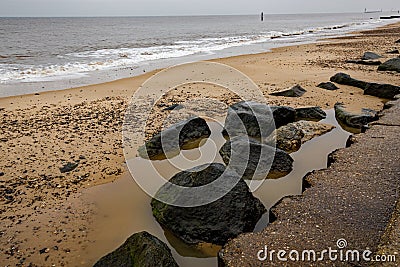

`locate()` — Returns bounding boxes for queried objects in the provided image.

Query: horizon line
[0,10,391,18]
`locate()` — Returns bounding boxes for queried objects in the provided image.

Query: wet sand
[0,22,399,266]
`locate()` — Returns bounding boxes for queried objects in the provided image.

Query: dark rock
[334,103,378,129]
[93,231,178,267]
[270,121,335,153]
[222,101,275,138]
[378,58,400,72]
[346,135,357,148]
[59,162,78,173]
[269,84,307,97]
[271,106,296,128]
[383,100,398,109]
[345,60,382,65]
[295,106,326,121]
[317,82,339,91]
[330,73,368,89]
[364,83,400,99]
[396,39,400,44]
[330,73,400,98]
[151,163,265,246]
[138,117,211,159]
[0,172,4,177]
[386,49,399,54]
[163,104,184,111]
[219,137,293,179]
[361,52,382,60]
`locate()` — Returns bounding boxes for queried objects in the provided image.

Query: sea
[0,12,399,97]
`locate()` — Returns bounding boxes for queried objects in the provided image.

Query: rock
[269,84,307,97]
[271,106,296,128]
[387,49,399,54]
[396,39,400,44]
[219,137,293,179]
[222,101,275,138]
[138,117,211,159]
[364,83,400,99]
[270,121,335,153]
[334,103,378,129]
[59,162,78,173]
[361,52,382,60]
[378,58,400,72]
[163,104,183,111]
[93,231,178,267]
[0,172,4,177]
[295,106,326,121]
[151,163,265,246]
[330,73,400,98]
[345,60,382,66]
[383,100,398,109]
[330,73,368,89]
[317,82,339,91]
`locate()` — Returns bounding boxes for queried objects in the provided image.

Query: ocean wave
[0,17,389,84]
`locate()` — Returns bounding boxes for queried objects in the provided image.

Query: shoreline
[1,22,399,266]
[0,18,398,98]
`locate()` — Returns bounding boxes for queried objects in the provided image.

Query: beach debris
[386,49,399,54]
[361,51,382,60]
[138,116,210,159]
[330,73,400,99]
[317,82,339,91]
[59,162,79,173]
[378,58,400,73]
[334,103,378,130]
[94,231,178,267]
[39,248,50,254]
[269,84,307,97]
[219,137,293,179]
[295,106,326,121]
[151,163,265,245]
[268,121,335,153]
[345,59,382,65]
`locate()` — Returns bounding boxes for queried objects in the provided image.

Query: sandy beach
[1,22,399,266]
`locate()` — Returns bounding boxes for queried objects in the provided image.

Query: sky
[0,0,399,17]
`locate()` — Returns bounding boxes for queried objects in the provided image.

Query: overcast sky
[1,0,399,17]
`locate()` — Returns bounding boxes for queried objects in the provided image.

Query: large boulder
[317,82,339,91]
[271,106,296,128]
[364,83,400,99]
[295,106,326,121]
[330,73,368,89]
[138,117,211,159]
[151,163,265,246]
[271,121,335,153]
[334,103,378,129]
[378,58,400,73]
[361,52,382,60]
[93,231,178,267]
[219,137,293,179]
[222,102,295,138]
[222,101,275,138]
[330,73,400,99]
[269,84,307,97]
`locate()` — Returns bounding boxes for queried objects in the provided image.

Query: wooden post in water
[261,12,264,21]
